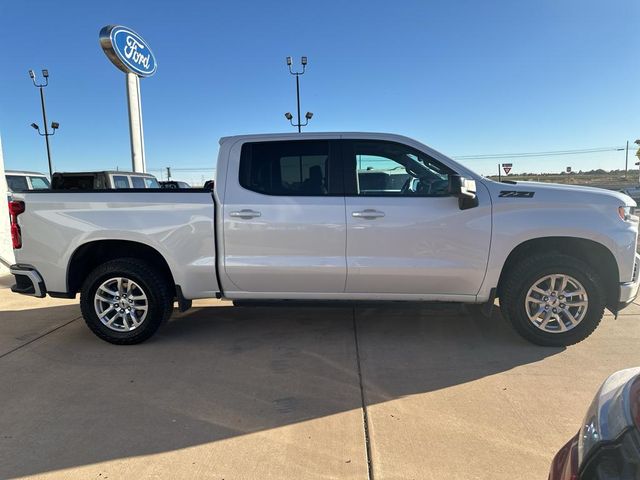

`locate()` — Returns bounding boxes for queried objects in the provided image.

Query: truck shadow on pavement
[0,302,563,478]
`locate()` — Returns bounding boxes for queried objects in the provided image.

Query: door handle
[352,209,385,219]
[229,209,262,219]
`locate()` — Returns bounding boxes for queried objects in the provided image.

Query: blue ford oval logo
[99,25,157,77]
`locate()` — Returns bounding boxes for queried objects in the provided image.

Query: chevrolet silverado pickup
[8,132,640,346]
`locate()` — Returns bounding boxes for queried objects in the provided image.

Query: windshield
[144,177,160,188]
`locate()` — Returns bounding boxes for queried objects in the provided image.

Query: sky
[0,0,638,182]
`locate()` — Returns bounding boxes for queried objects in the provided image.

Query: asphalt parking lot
[1,275,640,480]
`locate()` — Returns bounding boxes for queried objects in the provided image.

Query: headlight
[577,367,640,466]
[618,206,639,222]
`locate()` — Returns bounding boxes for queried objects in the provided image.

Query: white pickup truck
[8,132,640,346]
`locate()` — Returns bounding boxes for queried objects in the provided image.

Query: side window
[345,140,454,197]
[6,175,28,192]
[29,177,50,189]
[131,176,146,188]
[144,177,160,188]
[239,140,339,196]
[112,175,130,189]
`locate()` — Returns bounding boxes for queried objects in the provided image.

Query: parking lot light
[28,68,57,178]
[285,56,312,132]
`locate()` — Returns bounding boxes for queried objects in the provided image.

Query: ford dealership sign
[99,25,157,77]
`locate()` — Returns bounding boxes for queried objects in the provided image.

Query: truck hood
[487,180,636,207]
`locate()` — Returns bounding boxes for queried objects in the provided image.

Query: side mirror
[448,175,479,210]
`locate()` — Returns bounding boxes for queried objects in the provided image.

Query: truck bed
[11,189,219,299]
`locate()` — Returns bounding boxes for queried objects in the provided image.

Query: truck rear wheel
[80,258,173,345]
[501,253,605,347]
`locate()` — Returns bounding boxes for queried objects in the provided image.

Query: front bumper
[10,264,46,298]
[618,253,640,310]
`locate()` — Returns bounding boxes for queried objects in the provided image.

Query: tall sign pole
[99,25,157,172]
[126,72,146,171]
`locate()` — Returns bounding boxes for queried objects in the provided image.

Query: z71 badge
[499,190,535,198]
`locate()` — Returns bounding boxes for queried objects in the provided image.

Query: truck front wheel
[80,258,173,345]
[501,253,605,347]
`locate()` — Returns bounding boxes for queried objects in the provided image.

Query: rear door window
[239,140,342,196]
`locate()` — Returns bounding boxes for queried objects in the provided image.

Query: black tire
[80,258,173,345]
[501,253,605,347]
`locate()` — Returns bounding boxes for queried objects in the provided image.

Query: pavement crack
[352,307,374,480]
[0,316,81,359]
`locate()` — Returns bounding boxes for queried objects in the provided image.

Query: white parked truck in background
[5,170,50,193]
[8,132,640,346]
[51,171,160,190]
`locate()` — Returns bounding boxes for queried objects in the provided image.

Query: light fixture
[284,56,311,132]
[30,123,39,130]
[305,112,313,120]
[42,69,49,78]
[51,122,59,130]
[28,70,35,79]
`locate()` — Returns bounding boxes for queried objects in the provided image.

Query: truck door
[342,139,491,298]
[222,139,347,294]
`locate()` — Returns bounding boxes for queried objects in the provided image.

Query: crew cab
[8,132,640,346]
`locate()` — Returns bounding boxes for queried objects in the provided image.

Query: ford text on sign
[99,25,157,77]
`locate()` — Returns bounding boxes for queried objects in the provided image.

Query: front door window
[344,140,453,197]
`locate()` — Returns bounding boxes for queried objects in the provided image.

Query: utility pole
[166,167,171,181]
[635,140,640,184]
[28,69,59,178]
[625,140,629,179]
[284,56,313,132]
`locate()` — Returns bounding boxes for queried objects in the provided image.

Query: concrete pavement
[1,277,639,479]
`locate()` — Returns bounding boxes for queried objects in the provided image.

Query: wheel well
[67,240,175,296]
[497,237,619,310]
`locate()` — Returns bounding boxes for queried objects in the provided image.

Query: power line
[453,146,628,160]
[454,147,626,160]
[146,145,636,172]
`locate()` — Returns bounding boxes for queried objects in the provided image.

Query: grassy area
[487,170,639,189]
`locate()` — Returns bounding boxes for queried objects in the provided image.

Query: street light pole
[29,69,59,178]
[284,56,313,132]
[38,86,53,178]
[295,74,301,133]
